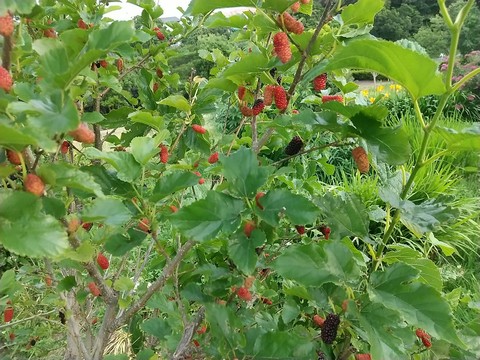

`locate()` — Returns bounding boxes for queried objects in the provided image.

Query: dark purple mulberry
[285,136,304,155]
[321,313,340,344]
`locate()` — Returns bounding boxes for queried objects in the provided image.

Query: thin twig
[171,307,205,360]
[0,310,57,330]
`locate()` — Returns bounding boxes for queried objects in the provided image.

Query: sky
[108,0,192,20]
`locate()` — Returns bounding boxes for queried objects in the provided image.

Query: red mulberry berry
[96,253,109,270]
[69,123,95,144]
[291,2,300,12]
[82,222,93,231]
[273,85,288,111]
[208,152,219,164]
[264,85,275,106]
[0,66,13,92]
[236,287,252,301]
[273,32,291,63]
[192,124,206,134]
[313,73,327,91]
[322,95,343,103]
[198,178,205,185]
[3,306,14,323]
[244,221,256,238]
[116,58,123,72]
[313,314,325,327]
[295,225,305,235]
[156,68,163,78]
[238,86,246,100]
[352,146,369,173]
[88,282,101,297]
[0,13,14,37]
[320,225,331,240]
[422,336,432,348]
[24,174,45,197]
[154,28,165,40]
[244,276,255,289]
[138,218,150,233]
[416,328,427,339]
[255,192,265,210]
[355,355,372,360]
[6,150,22,165]
[160,145,169,164]
[77,19,88,30]
[278,12,304,35]
[169,205,178,213]
[240,105,254,117]
[300,0,310,3]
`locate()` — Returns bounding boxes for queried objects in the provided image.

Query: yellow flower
[369,97,375,103]
[376,85,385,92]
[361,89,369,96]
[384,92,390,98]
[389,84,396,90]
[395,84,402,91]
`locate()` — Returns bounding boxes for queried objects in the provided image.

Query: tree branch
[171,307,205,360]
[113,239,196,327]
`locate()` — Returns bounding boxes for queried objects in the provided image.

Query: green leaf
[186,0,256,15]
[42,197,67,219]
[368,262,461,343]
[273,242,365,287]
[150,171,200,201]
[38,163,104,197]
[315,192,370,242]
[257,189,320,227]
[353,302,409,360]
[228,230,266,275]
[130,136,160,166]
[113,276,135,292]
[57,276,77,292]
[252,330,315,359]
[220,147,272,198]
[383,246,443,291]
[322,39,446,99]
[82,198,132,226]
[350,110,411,165]
[262,0,298,12]
[340,0,384,26]
[8,91,80,136]
[172,191,244,242]
[0,0,36,14]
[0,212,69,258]
[84,148,142,183]
[62,241,96,262]
[0,270,19,297]
[0,191,41,221]
[104,230,147,257]
[158,95,191,112]
[380,194,459,238]
[82,111,105,124]
[0,124,38,148]
[222,53,271,77]
[140,318,171,339]
[434,125,480,151]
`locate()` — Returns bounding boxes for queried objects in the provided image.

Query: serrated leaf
[158,95,191,112]
[82,198,132,226]
[257,189,319,227]
[340,0,384,26]
[434,124,480,151]
[0,191,41,221]
[273,242,364,287]
[350,112,411,165]
[228,230,266,275]
[262,0,298,12]
[315,39,446,99]
[368,262,461,343]
[104,229,147,256]
[186,0,255,15]
[222,53,271,77]
[315,192,370,241]
[113,276,135,292]
[128,111,164,131]
[140,318,171,339]
[38,163,104,197]
[0,270,19,297]
[0,124,38,148]
[383,246,442,291]
[0,0,36,14]
[220,147,272,198]
[57,276,77,292]
[171,191,244,242]
[84,148,142,183]
[151,171,200,201]
[130,136,160,165]
[61,241,96,262]
[352,302,409,360]
[0,212,69,258]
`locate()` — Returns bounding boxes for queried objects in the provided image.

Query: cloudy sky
[109,0,192,20]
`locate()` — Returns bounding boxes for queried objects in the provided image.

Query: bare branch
[172,307,205,360]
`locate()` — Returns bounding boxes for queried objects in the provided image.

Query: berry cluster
[278,12,304,35]
[415,328,432,348]
[273,32,291,63]
[159,145,169,164]
[320,225,331,240]
[352,146,369,173]
[321,313,340,344]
